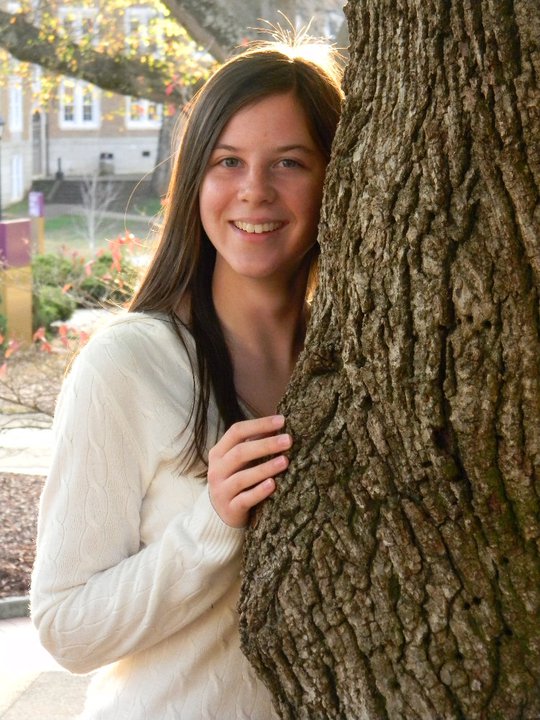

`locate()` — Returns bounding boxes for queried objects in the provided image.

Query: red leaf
[5,340,21,359]
[33,327,46,342]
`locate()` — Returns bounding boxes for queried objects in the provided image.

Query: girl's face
[199,92,327,288]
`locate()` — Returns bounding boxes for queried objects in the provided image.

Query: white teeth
[234,221,282,234]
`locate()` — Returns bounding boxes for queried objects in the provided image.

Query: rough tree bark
[240,1,540,718]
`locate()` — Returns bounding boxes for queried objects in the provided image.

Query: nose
[237,167,276,204]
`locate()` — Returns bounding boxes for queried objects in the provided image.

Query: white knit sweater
[31,313,278,720]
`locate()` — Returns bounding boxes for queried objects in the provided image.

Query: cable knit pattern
[31,313,278,720]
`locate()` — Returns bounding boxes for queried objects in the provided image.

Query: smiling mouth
[233,221,284,234]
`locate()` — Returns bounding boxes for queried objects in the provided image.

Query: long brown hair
[130,40,344,471]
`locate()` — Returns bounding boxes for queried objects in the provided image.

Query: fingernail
[277,433,292,448]
[272,414,285,427]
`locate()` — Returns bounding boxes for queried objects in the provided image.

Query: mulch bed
[0,473,45,599]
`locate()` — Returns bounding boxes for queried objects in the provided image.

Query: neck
[212,273,309,362]
[211,265,311,417]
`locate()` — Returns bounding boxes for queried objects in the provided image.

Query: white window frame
[59,79,100,130]
[8,77,23,133]
[125,97,162,129]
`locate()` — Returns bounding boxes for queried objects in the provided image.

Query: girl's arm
[31,361,246,674]
[32,315,292,674]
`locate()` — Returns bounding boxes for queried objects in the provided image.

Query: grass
[128,196,164,217]
[4,196,161,258]
[2,199,28,217]
[43,214,156,256]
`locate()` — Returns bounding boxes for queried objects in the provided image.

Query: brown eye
[279,159,301,168]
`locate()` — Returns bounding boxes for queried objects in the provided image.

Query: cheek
[199,179,220,230]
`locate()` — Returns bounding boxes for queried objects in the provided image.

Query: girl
[31,39,343,719]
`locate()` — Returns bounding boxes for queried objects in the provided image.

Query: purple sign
[0,219,32,267]
[28,191,45,218]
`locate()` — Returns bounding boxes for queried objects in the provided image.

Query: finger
[225,454,289,496]
[213,415,286,457]
[229,477,276,524]
[219,433,292,479]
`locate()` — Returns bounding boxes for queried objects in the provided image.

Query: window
[59,79,100,129]
[123,7,162,129]
[82,86,94,121]
[126,97,162,129]
[57,7,100,128]
[125,7,159,56]
[8,77,23,133]
[58,6,97,43]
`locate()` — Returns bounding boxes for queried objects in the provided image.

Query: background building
[0,1,164,210]
[0,0,345,212]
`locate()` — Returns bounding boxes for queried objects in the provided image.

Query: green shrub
[32,253,81,289]
[0,312,8,349]
[33,285,76,330]
[80,252,137,304]
[31,240,140,330]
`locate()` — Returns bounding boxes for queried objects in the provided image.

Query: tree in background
[0,0,345,192]
[77,172,121,251]
[239,1,540,718]
[0,0,346,104]
[0,0,212,106]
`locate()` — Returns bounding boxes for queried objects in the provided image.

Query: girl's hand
[207,414,292,528]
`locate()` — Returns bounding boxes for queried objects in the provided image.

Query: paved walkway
[0,440,93,718]
[0,431,93,718]
[0,617,92,719]
[0,307,110,718]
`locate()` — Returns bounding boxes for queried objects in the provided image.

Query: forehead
[216,92,316,147]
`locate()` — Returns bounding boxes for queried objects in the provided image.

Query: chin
[229,263,280,279]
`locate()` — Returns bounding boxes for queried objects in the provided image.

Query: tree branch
[0,10,187,104]
[161,0,247,62]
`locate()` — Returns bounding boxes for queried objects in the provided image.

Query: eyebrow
[213,143,316,154]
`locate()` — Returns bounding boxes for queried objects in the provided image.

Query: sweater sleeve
[31,320,244,674]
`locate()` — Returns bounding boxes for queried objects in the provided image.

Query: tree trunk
[239,1,540,718]
[150,108,181,196]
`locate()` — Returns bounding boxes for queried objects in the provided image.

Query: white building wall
[48,135,159,177]
[0,129,33,207]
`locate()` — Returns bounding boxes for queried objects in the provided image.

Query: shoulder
[69,311,196,390]
[86,310,185,348]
